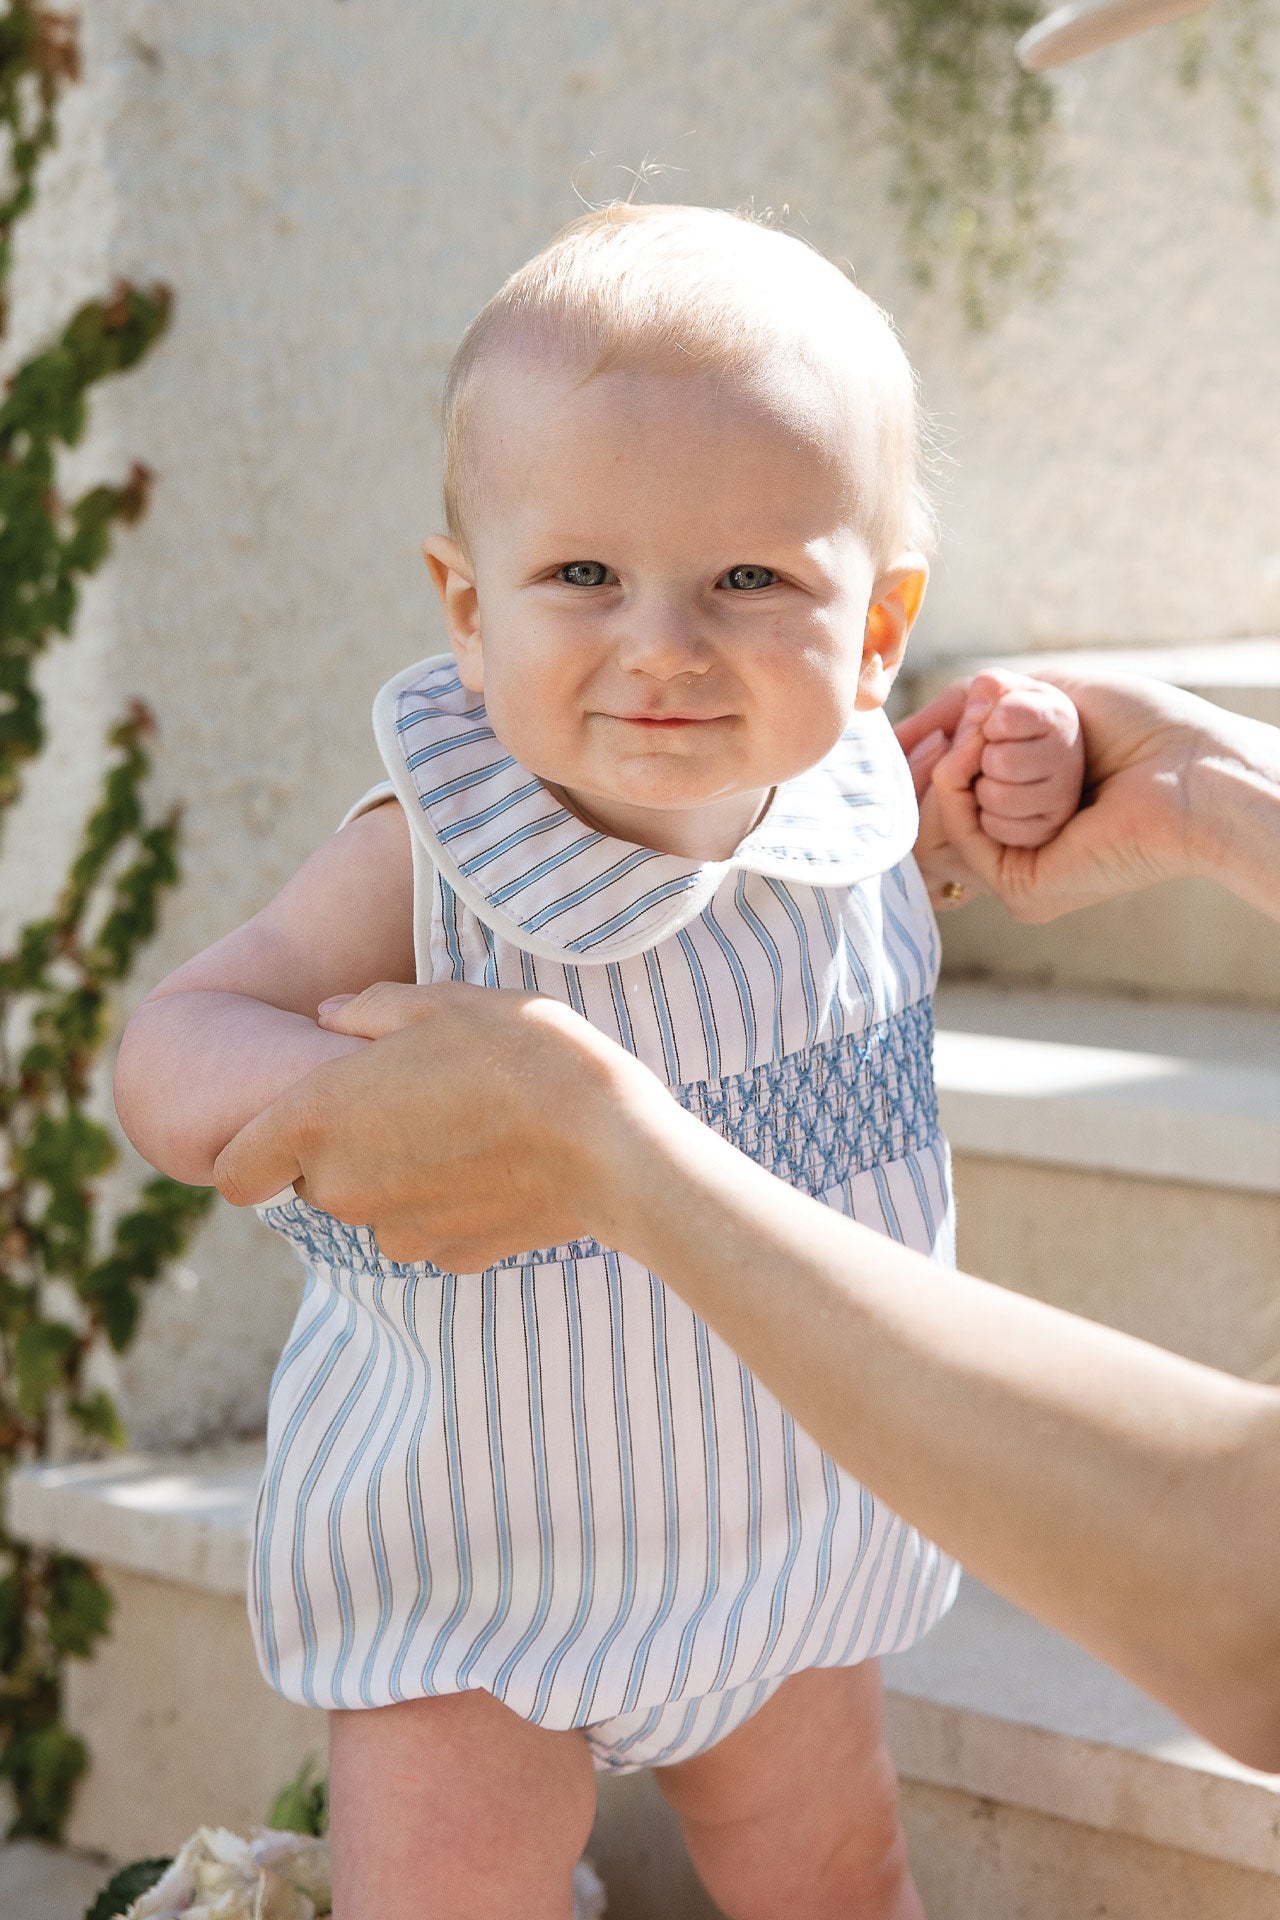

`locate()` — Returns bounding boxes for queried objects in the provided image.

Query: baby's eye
[720,565,778,592]
[558,561,613,588]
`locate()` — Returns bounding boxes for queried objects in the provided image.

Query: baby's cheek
[483,666,577,778]
[756,668,851,781]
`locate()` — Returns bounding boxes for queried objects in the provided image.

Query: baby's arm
[900,669,1085,903]
[114,800,415,1186]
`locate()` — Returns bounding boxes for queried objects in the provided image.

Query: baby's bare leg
[328,1690,596,1920]
[654,1661,924,1920]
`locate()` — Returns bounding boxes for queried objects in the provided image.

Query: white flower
[573,1857,608,1919]
[125,1827,606,1917]
[125,1828,327,1920]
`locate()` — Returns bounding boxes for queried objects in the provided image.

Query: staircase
[6,642,1279,1917]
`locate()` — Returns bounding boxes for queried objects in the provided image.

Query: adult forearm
[598,1090,1280,1766]
[1190,709,1280,920]
[115,990,365,1186]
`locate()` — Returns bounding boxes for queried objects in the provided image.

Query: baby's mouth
[604,712,730,728]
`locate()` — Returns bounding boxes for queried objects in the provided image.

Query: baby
[117,206,1083,1920]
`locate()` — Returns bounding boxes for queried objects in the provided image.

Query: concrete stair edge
[5,1442,260,1597]
[882,1582,1280,1878]
[933,984,1280,1197]
[900,636,1280,724]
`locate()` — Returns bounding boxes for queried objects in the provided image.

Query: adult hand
[212,981,660,1267]
[899,667,1253,924]
[901,668,1084,912]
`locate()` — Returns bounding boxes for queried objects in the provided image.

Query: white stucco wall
[11,0,1278,1442]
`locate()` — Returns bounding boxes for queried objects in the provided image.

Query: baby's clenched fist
[900,667,1086,909]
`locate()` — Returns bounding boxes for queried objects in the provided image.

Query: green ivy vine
[0,1,213,1841]
[1179,0,1274,211]
[873,0,1274,327]
[872,0,1059,328]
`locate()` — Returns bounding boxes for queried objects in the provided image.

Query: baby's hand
[944,669,1085,848]
[900,669,1086,907]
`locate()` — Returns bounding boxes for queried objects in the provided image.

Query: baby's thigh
[657,1661,892,1827]
[328,1690,596,1920]
[654,1663,912,1919]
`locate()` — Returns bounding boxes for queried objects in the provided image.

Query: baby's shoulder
[249,793,416,996]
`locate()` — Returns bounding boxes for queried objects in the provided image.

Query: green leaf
[77,1261,142,1352]
[268,1752,329,1836]
[109,1178,217,1271]
[19,1110,116,1187]
[67,1391,127,1449]
[0,1569,24,1670]
[83,1858,173,1920]
[14,1321,79,1418]
[2,1722,89,1842]
[44,1557,112,1659]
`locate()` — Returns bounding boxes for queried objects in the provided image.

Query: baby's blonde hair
[442,203,935,565]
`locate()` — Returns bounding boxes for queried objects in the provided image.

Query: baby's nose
[615,605,712,677]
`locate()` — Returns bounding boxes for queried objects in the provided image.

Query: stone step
[900,638,1280,1007]
[5,1443,327,1865]
[935,983,1280,1380]
[0,1842,114,1920]
[903,636,1280,728]
[10,1452,1280,1920]
[882,1579,1280,1919]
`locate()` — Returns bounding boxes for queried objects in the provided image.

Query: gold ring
[941,881,966,904]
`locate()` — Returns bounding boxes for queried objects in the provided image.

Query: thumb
[930,722,1004,891]
[904,728,950,804]
[895,681,970,760]
[213,1101,305,1209]
[317,980,437,1040]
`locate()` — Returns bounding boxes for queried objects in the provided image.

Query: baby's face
[427,359,923,858]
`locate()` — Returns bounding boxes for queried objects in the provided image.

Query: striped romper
[250,653,959,1771]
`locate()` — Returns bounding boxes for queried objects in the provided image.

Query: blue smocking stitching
[261,1000,939,1279]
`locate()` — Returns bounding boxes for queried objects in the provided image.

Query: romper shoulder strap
[337,780,398,832]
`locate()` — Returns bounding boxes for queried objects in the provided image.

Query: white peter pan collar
[372,653,918,966]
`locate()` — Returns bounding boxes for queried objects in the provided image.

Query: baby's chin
[564,761,760,814]
[548,759,776,848]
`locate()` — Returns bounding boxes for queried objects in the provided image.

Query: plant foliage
[872,0,1058,327]
[82,1856,173,1920]
[268,1753,329,1838]
[872,0,1274,327]
[0,0,212,1841]
[1179,0,1275,212]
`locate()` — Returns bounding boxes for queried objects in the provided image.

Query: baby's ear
[858,555,928,711]
[423,536,484,691]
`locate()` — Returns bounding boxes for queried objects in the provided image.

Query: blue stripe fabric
[248,658,959,1769]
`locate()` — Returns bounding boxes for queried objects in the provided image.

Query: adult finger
[895,681,970,758]
[905,728,950,803]
[914,780,988,908]
[213,1098,305,1208]
[929,725,1009,892]
[317,980,447,1040]
[371,1213,509,1273]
